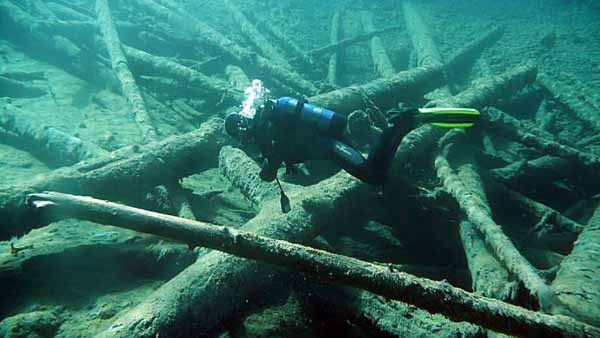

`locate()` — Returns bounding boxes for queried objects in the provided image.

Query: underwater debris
[28,191,600,337]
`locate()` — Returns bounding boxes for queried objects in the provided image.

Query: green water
[0,0,599,337]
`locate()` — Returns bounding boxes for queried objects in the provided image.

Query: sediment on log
[360,11,396,78]
[483,107,600,169]
[0,1,115,87]
[443,26,504,76]
[485,177,584,236]
[0,118,226,239]
[550,202,600,327]
[123,45,243,103]
[435,142,553,309]
[225,65,251,92]
[135,0,319,95]
[0,76,47,98]
[402,0,454,100]
[490,155,575,190]
[0,220,196,279]
[311,23,503,115]
[28,191,600,338]
[392,62,537,176]
[93,170,371,338]
[460,218,518,301]
[0,104,108,167]
[256,20,314,68]
[402,1,443,68]
[218,146,283,209]
[304,282,485,337]
[96,0,157,143]
[222,0,299,74]
[538,71,600,130]
[290,25,403,63]
[310,66,445,114]
[327,9,342,86]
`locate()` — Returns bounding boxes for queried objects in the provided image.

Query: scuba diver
[225,80,480,212]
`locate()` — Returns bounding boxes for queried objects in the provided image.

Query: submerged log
[290,25,403,63]
[218,146,282,209]
[0,220,196,279]
[402,0,455,100]
[0,76,46,98]
[435,142,554,309]
[538,71,600,130]
[0,104,108,167]
[305,280,484,337]
[360,11,396,78]
[225,65,251,92]
[135,0,319,95]
[94,170,370,338]
[459,218,518,301]
[490,155,575,191]
[256,20,314,68]
[28,191,600,338]
[311,65,445,114]
[96,0,157,143]
[485,177,584,236]
[123,45,242,103]
[0,1,115,87]
[402,1,443,68]
[550,202,600,327]
[0,118,225,239]
[327,9,342,86]
[392,62,537,176]
[484,107,600,169]
[222,0,298,73]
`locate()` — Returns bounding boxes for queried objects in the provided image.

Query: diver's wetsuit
[254,97,415,186]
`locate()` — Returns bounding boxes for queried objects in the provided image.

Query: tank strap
[294,98,307,116]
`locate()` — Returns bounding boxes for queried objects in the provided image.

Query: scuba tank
[272,97,347,137]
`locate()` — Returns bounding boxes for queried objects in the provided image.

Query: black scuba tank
[272,97,347,137]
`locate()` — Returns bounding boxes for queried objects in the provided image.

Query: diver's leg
[320,137,385,185]
[364,111,416,178]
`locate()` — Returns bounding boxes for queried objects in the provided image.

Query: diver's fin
[416,107,480,128]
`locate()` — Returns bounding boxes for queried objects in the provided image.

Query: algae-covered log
[0,76,46,98]
[218,146,282,209]
[222,0,299,73]
[435,143,553,308]
[550,203,600,327]
[485,177,584,236]
[225,65,251,92]
[28,191,600,338]
[0,1,114,87]
[459,219,518,300]
[490,155,575,191]
[310,65,445,113]
[0,220,196,279]
[402,1,443,68]
[96,0,157,143]
[538,71,600,130]
[290,25,403,63]
[0,104,108,167]
[0,118,225,239]
[360,11,396,78]
[392,62,537,174]
[94,171,370,338]
[135,0,318,95]
[327,9,342,86]
[306,281,484,337]
[123,45,243,103]
[484,107,600,169]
